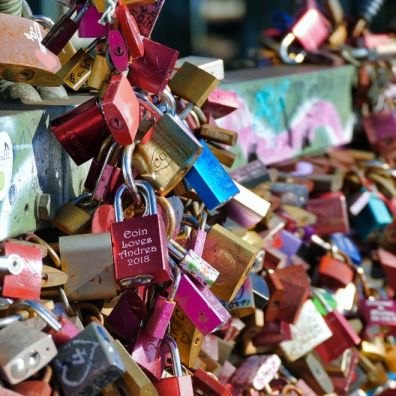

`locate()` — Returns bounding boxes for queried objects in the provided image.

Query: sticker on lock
[0,132,13,202]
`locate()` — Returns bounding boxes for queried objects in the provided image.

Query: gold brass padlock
[0,14,61,86]
[87,45,111,90]
[57,40,100,91]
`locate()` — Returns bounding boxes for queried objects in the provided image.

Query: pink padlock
[175,272,231,336]
[108,29,129,72]
[78,4,108,38]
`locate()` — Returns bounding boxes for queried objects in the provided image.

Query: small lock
[87,45,111,90]
[52,192,97,235]
[129,0,166,37]
[199,123,238,146]
[41,0,91,55]
[111,181,171,287]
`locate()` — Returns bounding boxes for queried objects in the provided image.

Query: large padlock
[0,240,42,300]
[78,3,108,38]
[128,38,179,95]
[111,181,171,287]
[52,192,96,235]
[41,0,91,55]
[50,97,110,165]
[56,39,100,91]
[52,322,125,395]
[101,74,140,146]
[0,322,58,385]
[201,224,260,302]
[184,139,239,211]
[154,335,194,396]
[133,95,203,195]
[0,14,62,86]
[59,231,117,301]
[116,4,144,59]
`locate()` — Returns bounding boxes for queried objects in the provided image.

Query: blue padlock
[330,233,362,265]
[353,192,393,241]
[185,139,239,211]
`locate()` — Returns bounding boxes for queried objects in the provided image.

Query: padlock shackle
[11,300,62,332]
[136,92,163,118]
[25,233,61,268]
[279,32,306,64]
[169,266,182,301]
[162,335,183,378]
[32,15,55,29]
[122,143,142,207]
[0,312,29,328]
[114,182,150,222]
[160,87,177,116]
[135,179,158,216]
[182,215,210,232]
[168,240,185,261]
[156,196,177,240]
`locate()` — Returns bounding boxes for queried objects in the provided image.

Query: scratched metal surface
[0,98,91,239]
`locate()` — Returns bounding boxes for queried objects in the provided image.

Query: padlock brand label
[111,214,169,283]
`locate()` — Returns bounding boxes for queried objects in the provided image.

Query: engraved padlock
[41,0,91,55]
[184,139,239,211]
[100,74,140,146]
[52,322,125,395]
[111,181,171,287]
[129,0,166,37]
[116,4,144,59]
[133,94,203,195]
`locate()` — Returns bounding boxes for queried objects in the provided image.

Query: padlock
[113,340,158,395]
[225,181,270,228]
[270,182,309,208]
[11,365,52,396]
[201,224,260,301]
[207,142,237,168]
[359,299,396,329]
[101,74,140,146]
[52,322,125,395]
[184,139,239,211]
[170,62,220,112]
[106,289,147,341]
[221,276,255,318]
[170,306,203,369]
[184,214,207,256]
[312,288,360,363]
[59,231,117,301]
[199,124,238,146]
[56,39,99,91]
[230,159,270,188]
[116,4,144,59]
[0,322,58,385]
[0,240,42,300]
[87,44,111,90]
[52,192,96,235]
[154,335,194,395]
[129,0,166,37]
[318,247,355,289]
[41,0,91,55]
[133,95,203,195]
[279,6,331,64]
[50,97,110,165]
[78,3,108,38]
[0,14,62,86]
[144,268,181,340]
[252,321,292,347]
[108,28,129,72]
[330,233,362,265]
[111,181,171,287]
[168,239,219,288]
[128,38,179,95]
[201,88,238,119]
[280,299,332,362]
[174,271,231,336]
[192,368,231,396]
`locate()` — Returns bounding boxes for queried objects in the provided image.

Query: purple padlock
[108,29,129,72]
[359,299,396,329]
[78,4,108,38]
[275,230,302,260]
[175,273,231,336]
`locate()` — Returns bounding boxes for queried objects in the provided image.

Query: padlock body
[11,381,51,396]
[128,38,179,95]
[78,4,108,38]
[42,16,79,55]
[101,74,140,146]
[134,114,202,195]
[87,54,110,90]
[155,375,194,396]
[185,139,239,211]
[175,274,231,336]
[1,240,42,300]
[202,224,259,301]
[222,277,255,318]
[202,88,238,119]
[111,214,170,285]
[108,29,129,72]
[116,5,144,58]
[52,323,124,395]
[52,201,92,235]
[92,164,118,201]
[51,97,109,165]
[318,255,354,289]
[145,296,176,340]
[129,0,166,37]
[60,233,117,301]
[314,310,361,363]
[188,229,207,256]
[91,204,116,233]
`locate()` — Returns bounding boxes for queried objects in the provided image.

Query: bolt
[35,193,54,221]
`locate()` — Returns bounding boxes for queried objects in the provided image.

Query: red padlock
[129,0,166,37]
[101,74,140,147]
[317,252,354,290]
